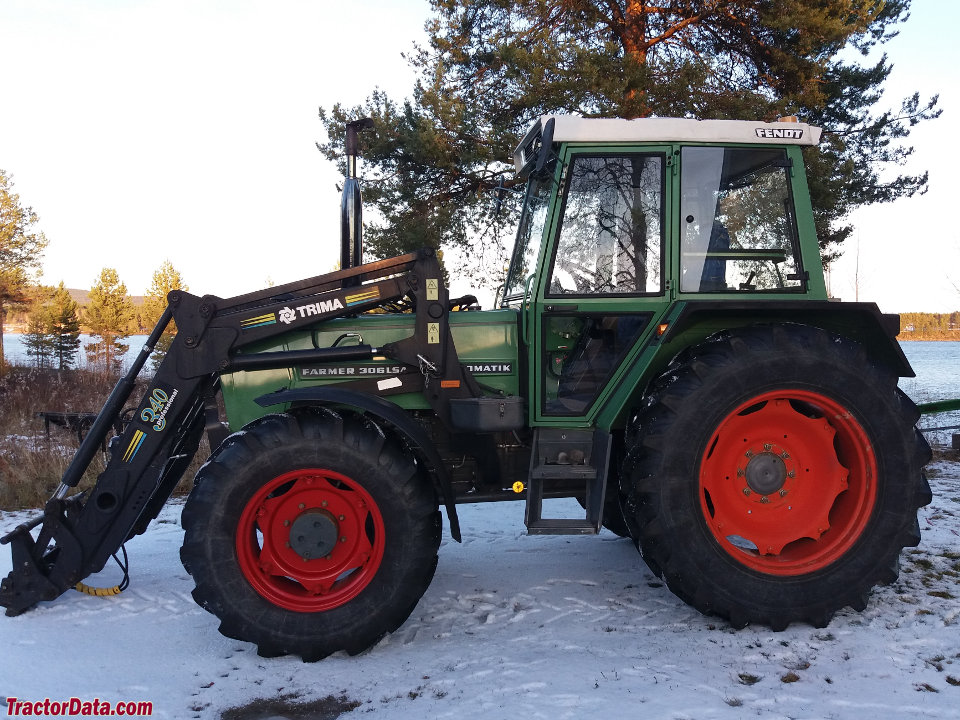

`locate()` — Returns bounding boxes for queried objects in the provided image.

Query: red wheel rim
[699,390,877,576]
[236,469,386,611]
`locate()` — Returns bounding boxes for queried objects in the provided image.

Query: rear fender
[255,387,461,542]
[660,301,911,377]
[598,301,912,431]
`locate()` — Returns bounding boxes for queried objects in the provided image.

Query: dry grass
[0,366,204,510]
[931,446,960,464]
[0,367,117,509]
[0,366,120,432]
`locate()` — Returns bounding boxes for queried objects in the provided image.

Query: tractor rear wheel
[624,325,931,629]
[180,409,441,660]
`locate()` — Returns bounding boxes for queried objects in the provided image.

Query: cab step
[524,428,611,535]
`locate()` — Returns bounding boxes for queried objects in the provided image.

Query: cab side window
[548,155,664,296]
[680,147,803,293]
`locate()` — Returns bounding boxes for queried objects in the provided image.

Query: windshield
[502,176,553,302]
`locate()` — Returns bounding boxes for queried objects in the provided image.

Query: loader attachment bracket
[1,527,60,616]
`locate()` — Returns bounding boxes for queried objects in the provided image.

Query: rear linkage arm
[0,248,476,616]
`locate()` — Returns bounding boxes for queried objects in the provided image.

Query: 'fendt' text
[755,127,803,139]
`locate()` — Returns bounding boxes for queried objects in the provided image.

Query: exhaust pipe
[341,118,374,280]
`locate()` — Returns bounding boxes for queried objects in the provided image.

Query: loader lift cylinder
[55,306,173,497]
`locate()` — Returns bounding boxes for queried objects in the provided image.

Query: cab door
[531,147,674,425]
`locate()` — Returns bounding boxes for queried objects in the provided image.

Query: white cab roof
[514,115,822,172]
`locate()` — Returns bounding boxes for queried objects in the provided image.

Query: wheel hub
[235,468,386,612]
[288,510,339,560]
[745,452,787,495]
[699,391,876,575]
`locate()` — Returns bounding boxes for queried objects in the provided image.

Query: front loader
[1,115,936,659]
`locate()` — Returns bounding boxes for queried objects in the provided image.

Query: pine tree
[84,268,134,374]
[142,260,188,371]
[49,282,81,370]
[1,170,49,374]
[21,288,55,369]
[319,0,938,275]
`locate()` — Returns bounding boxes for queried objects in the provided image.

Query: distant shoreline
[5,329,960,342]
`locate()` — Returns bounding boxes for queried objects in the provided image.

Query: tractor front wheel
[624,325,931,629]
[180,409,441,660]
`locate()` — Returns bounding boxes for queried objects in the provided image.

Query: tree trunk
[104,334,114,376]
[0,302,6,376]
[622,1,650,118]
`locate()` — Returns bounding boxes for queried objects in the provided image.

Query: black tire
[180,409,441,660]
[623,324,931,630]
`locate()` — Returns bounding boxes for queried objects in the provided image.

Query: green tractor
[1,115,931,660]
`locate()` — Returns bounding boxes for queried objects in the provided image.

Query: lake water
[898,341,960,446]
[4,334,958,443]
[3,333,151,371]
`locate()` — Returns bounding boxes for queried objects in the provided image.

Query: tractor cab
[501,115,828,426]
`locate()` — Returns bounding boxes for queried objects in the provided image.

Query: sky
[0,0,957,313]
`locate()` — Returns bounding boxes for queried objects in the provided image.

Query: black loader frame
[0,248,480,616]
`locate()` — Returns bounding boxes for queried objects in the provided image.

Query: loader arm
[0,248,478,616]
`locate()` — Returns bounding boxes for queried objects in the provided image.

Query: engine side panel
[221,309,522,429]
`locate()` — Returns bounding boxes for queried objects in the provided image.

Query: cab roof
[513,115,822,173]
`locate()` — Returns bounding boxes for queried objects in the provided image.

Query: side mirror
[516,117,557,180]
[533,117,555,178]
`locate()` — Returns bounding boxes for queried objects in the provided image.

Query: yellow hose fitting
[74,581,123,597]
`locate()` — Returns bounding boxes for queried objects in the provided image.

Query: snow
[2,461,959,720]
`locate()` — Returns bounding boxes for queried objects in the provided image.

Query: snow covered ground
[2,459,959,720]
